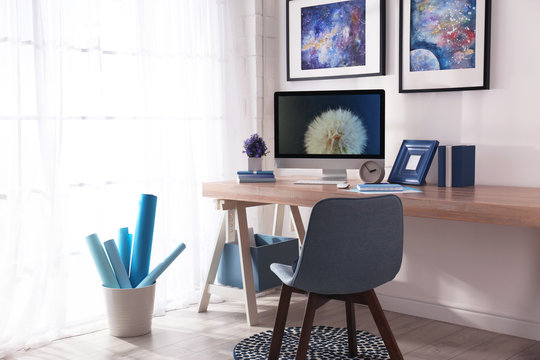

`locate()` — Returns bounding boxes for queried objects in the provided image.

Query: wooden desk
[198,179,540,325]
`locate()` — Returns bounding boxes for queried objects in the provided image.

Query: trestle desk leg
[198,211,228,313]
[272,204,285,236]
[236,203,259,325]
[289,205,306,244]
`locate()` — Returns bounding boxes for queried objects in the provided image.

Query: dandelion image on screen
[304,108,367,154]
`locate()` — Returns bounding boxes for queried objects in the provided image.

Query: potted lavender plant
[243,133,269,171]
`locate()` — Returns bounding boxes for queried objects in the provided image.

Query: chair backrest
[289,195,403,294]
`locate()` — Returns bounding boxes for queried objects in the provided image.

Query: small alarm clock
[359,160,385,183]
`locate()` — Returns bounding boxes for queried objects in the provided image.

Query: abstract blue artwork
[301,0,366,70]
[410,0,476,72]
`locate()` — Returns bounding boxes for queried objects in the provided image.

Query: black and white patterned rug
[233,326,390,360]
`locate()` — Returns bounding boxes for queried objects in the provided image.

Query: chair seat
[269,263,295,287]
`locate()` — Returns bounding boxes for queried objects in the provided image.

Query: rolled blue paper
[85,234,120,289]
[137,242,186,288]
[128,234,133,268]
[104,239,133,289]
[118,227,132,275]
[130,194,158,287]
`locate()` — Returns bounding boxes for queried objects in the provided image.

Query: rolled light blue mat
[137,242,186,288]
[85,234,120,289]
[104,239,133,289]
[130,194,157,287]
[118,227,132,275]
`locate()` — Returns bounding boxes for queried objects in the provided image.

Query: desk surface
[203,179,540,228]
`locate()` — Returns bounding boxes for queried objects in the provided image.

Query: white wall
[260,0,540,340]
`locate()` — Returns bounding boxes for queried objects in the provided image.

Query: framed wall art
[399,0,491,93]
[388,140,439,185]
[287,0,385,81]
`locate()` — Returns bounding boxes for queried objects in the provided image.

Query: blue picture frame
[388,140,439,185]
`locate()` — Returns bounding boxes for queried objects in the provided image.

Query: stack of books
[237,170,276,183]
[437,145,475,187]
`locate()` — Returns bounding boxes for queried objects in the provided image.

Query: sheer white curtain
[0,0,253,356]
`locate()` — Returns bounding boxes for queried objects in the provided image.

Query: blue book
[237,174,275,179]
[357,183,403,192]
[237,170,274,175]
[452,146,475,187]
[438,146,447,187]
[438,145,475,187]
[238,177,276,183]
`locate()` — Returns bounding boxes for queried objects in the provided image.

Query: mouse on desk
[337,183,350,189]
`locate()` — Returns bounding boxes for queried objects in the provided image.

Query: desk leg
[198,211,227,313]
[272,204,285,236]
[236,203,259,325]
[226,209,236,243]
[289,205,306,244]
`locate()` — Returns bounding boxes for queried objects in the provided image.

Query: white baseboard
[377,293,540,341]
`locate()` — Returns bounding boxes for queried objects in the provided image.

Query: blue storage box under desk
[217,234,299,292]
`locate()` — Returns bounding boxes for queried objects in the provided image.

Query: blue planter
[217,234,299,292]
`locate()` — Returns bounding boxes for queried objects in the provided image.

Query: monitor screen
[274,89,385,179]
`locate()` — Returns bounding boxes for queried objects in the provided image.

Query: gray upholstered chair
[268,195,404,360]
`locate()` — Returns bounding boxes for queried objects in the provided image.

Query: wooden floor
[9,290,540,360]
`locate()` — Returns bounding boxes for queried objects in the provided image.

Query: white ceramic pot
[248,157,263,171]
[103,283,156,337]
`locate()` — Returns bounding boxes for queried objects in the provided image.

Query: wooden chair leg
[364,290,403,360]
[295,293,320,360]
[268,284,293,360]
[345,300,358,357]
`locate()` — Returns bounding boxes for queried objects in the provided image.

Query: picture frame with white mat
[388,140,439,185]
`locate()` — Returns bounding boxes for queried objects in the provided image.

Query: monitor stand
[321,169,347,181]
[292,169,347,185]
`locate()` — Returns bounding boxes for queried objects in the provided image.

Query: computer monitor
[274,89,385,181]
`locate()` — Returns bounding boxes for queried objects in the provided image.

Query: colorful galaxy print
[410,0,476,72]
[301,0,366,70]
